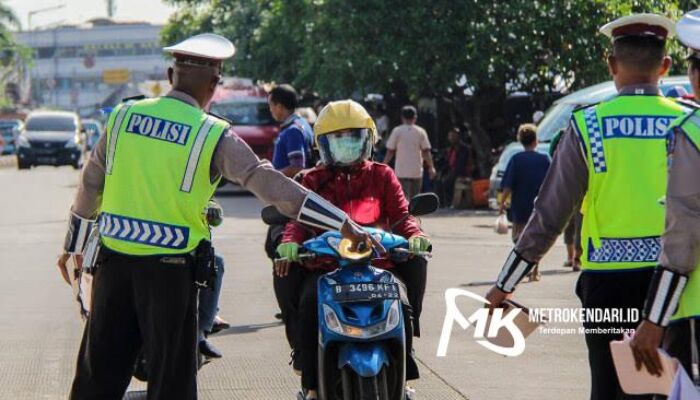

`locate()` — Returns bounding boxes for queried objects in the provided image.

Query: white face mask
[328,135,365,165]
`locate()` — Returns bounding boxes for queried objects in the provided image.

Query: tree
[162,0,690,173]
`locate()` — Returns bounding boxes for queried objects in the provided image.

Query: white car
[488,76,692,209]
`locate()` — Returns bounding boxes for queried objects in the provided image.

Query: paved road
[0,166,590,399]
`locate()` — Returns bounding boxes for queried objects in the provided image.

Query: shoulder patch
[121,95,146,103]
[666,127,677,157]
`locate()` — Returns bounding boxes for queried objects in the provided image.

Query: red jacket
[282,161,423,269]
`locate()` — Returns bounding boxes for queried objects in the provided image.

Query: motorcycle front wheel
[340,366,389,400]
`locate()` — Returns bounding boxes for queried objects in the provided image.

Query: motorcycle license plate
[331,282,400,303]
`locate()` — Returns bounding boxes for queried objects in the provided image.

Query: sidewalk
[0,155,16,169]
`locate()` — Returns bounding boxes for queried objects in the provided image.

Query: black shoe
[199,339,223,359]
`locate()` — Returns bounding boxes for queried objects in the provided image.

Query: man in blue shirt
[499,123,550,280]
[266,84,315,373]
[268,84,314,177]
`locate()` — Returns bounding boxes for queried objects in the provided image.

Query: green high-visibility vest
[665,112,700,321]
[99,96,228,256]
[572,95,689,271]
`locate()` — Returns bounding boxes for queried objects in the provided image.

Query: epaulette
[121,95,146,103]
[207,111,233,125]
[672,97,700,111]
[572,101,602,113]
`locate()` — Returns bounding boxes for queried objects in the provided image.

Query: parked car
[81,118,104,151]
[0,119,23,155]
[16,110,85,169]
[487,76,692,209]
[209,94,279,191]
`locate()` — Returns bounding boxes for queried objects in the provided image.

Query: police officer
[630,11,700,389]
[56,33,372,400]
[484,14,694,400]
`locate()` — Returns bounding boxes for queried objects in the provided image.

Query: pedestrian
[498,123,550,281]
[550,128,583,271]
[265,83,316,364]
[268,83,315,178]
[630,10,700,388]
[435,127,471,207]
[56,33,372,400]
[383,105,436,200]
[484,14,693,400]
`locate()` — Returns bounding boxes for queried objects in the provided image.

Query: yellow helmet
[314,100,376,166]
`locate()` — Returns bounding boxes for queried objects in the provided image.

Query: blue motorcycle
[263,193,438,400]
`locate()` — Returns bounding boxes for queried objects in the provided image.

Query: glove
[276,242,300,262]
[408,235,432,254]
[205,201,224,227]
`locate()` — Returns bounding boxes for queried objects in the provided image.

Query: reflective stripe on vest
[100,97,227,256]
[106,102,133,175]
[573,95,687,271]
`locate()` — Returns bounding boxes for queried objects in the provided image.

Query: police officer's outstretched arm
[212,130,375,250]
[57,126,109,283]
[631,131,700,376]
[485,124,589,308]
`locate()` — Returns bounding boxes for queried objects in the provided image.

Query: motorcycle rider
[275,100,431,399]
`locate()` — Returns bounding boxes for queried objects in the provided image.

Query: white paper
[669,366,700,400]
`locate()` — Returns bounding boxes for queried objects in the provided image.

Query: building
[15,18,168,116]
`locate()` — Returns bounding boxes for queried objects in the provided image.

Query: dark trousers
[273,262,305,350]
[70,250,198,400]
[664,319,700,383]
[298,257,427,390]
[575,269,655,400]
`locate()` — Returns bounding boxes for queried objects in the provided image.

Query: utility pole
[106,0,116,18]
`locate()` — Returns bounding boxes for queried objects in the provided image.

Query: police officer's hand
[57,252,82,285]
[274,243,300,277]
[630,320,665,377]
[340,220,385,255]
[205,200,224,227]
[484,285,512,313]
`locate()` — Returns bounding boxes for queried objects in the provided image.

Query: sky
[7,0,177,30]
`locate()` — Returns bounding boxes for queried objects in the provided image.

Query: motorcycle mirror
[261,205,290,226]
[408,193,439,216]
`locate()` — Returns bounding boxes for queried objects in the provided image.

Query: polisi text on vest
[601,116,676,139]
[125,113,192,145]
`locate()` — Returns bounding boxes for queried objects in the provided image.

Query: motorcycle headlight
[322,300,401,339]
[17,135,30,148]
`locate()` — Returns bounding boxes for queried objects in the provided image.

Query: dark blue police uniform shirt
[501,150,551,224]
[272,114,314,170]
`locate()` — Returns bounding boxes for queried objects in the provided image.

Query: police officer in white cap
[58,33,373,400]
[484,14,694,400]
[630,10,700,389]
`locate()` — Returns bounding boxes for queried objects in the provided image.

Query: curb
[0,155,17,169]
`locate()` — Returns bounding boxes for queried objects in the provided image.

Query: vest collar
[617,84,661,96]
[165,90,201,108]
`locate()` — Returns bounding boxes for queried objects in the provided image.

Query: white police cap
[600,13,675,41]
[163,33,235,61]
[677,10,700,59]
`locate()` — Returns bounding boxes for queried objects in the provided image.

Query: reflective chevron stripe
[587,236,661,263]
[99,213,189,250]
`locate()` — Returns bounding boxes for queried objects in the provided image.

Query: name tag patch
[601,116,675,139]
[125,113,192,145]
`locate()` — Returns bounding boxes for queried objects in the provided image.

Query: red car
[208,86,279,190]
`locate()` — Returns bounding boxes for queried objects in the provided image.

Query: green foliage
[162,0,691,99]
